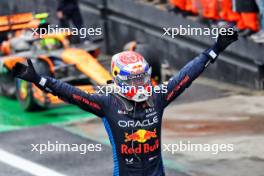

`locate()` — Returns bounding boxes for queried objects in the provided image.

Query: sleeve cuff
[39,77,47,87]
[208,50,217,59]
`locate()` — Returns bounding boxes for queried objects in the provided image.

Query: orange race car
[0,36,112,111]
[0,13,112,111]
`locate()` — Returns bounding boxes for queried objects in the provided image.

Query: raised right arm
[12,59,106,117]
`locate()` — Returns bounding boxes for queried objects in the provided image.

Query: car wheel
[16,79,42,111]
[0,66,16,98]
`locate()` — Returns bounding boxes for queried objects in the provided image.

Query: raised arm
[12,60,106,117]
[158,27,238,108]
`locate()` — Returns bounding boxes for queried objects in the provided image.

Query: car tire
[0,66,16,98]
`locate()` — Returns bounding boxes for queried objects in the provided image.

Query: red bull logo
[121,129,159,155]
[125,129,157,143]
[121,139,159,155]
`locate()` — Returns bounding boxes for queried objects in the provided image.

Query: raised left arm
[158,26,238,108]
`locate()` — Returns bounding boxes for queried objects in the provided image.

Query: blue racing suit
[39,50,216,176]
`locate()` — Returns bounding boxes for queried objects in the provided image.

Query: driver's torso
[102,94,165,176]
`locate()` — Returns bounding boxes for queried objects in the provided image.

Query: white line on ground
[0,149,67,176]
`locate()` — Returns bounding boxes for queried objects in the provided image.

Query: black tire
[16,79,41,111]
[16,59,52,111]
[0,66,16,98]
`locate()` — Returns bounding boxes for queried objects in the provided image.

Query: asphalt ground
[0,126,113,176]
[0,125,188,176]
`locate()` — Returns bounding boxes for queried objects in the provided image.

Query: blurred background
[0,0,263,176]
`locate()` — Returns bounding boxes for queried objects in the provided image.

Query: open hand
[12,59,40,83]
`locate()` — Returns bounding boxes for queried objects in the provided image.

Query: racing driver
[12,27,238,176]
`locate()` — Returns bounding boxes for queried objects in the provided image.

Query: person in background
[232,0,259,37]
[169,0,198,15]
[200,0,259,34]
[185,0,199,14]
[57,0,84,43]
[251,0,264,42]
[219,0,258,37]
[200,0,220,20]
[169,0,185,12]
[168,0,260,38]
[220,0,240,25]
